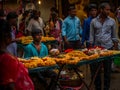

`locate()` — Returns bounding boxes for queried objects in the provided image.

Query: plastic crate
[114,57,120,66]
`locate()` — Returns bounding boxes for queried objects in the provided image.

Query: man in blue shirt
[81,4,97,48]
[24,30,48,58]
[62,5,82,50]
[24,29,57,90]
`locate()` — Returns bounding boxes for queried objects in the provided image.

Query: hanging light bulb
[38,0,41,5]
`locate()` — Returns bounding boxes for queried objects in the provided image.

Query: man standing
[62,5,82,50]
[89,3,118,90]
[81,4,97,48]
[6,12,18,56]
[26,10,45,36]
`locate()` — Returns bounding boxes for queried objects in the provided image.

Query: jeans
[90,59,112,90]
[64,40,81,50]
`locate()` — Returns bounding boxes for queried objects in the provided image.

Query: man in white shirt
[27,10,45,36]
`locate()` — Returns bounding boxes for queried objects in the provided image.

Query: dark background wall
[61,0,120,18]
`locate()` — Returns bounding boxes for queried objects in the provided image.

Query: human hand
[113,42,118,50]
[81,45,85,49]
[14,38,21,43]
[64,40,69,45]
[113,46,118,50]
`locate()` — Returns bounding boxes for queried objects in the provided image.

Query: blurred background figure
[81,3,98,48]
[0,9,6,20]
[49,8,63,51]
[62,4,82,50]
[6,11,18,56]
[18,10,30,35]
[0,19,34,90]
[26,10,45,36]
[76,0,89,25]
[116,7,120,38]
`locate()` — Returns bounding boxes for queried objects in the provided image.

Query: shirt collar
[68,15,76,19]
[31,42,35,47]
[89,16,93,19]
[96,15,110,20]
[31,42,40,47]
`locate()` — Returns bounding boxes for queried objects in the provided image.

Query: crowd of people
[0,2,120,90]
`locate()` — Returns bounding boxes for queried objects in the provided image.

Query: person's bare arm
[112,20,119,50]
[63,36,68,44]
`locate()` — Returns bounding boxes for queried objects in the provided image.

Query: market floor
[110,73,120,90]
[32,65,120,90]
[79,65,120,90]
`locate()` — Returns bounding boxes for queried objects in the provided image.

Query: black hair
[50,7,58,13]
[30,10,38,19]
[6,11,18,21]
[31,29,42,36]
[88,4,97,11]
[99,2,110,10]
[68,4,75,11]
[51,12,57,20]
[0,19,11,47]
[0,9,5,17]
[23,10,29,16]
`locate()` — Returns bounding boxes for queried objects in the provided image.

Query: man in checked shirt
[89,2,119,90]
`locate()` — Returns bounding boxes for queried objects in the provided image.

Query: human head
[0,19,12,49]
[68,5,76,17]
[50,7,58,21]
[88,4,97,18]
[50,7,58,14]
[32,10,39,20]
[23,10,29,17]
[0,9,6,19]
[51,12,58,21]
[6,11,18,26]
[31,29,42,42]
[99,2,111,17]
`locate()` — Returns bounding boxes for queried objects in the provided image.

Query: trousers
[90,59,112,90]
